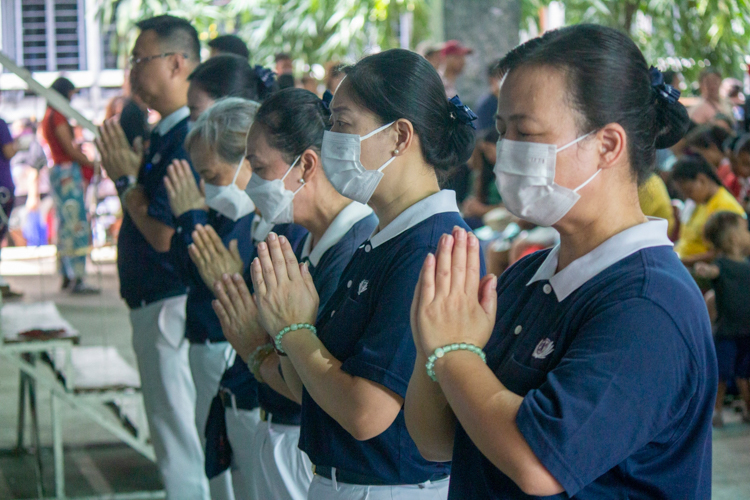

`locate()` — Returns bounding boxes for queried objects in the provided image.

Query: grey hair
[185,97,260,164]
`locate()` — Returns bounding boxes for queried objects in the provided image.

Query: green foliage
[96,0,429,70]
[521,0,750,85]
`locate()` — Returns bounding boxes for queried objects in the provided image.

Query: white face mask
[321,122,395,204]
[244,156,304,224]
[494,133,598,227]
[203,157,255,221]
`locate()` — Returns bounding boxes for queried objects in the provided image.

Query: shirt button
[331,310,335,318]
[543,284,552,295]
[365,245,371,253]
[176,227,183,234]
[514,325,522,335]
[347,280,352,288]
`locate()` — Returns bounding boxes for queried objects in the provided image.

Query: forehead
[498,65,569,118]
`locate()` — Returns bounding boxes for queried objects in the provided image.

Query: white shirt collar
[252,215,273,244]
[527,218,673,302]
[154,106,190,136]
[370,190,459,249]
[301,202,374,267]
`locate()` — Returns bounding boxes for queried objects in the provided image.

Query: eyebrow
[495,113,537,123]
[331,106,350,114]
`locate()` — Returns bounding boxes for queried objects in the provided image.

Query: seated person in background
[690,68,733,125]
[638,172,676,238]
[461,128,502,228]
[673,155,745,264]
[684,124,734,184]
[724,134,750,213]
[695,211,750,426]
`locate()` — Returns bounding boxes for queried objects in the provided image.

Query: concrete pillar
[443,0,520,107]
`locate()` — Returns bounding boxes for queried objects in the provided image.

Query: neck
[153,84,189,118]
[298,188,351,248]
[370,161,440,230]
[555,182,647,272]
[704,184,720,202]
[443,68,459,80]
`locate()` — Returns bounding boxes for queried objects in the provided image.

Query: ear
[171,53,189,78]
[596,123,627,171]
[392,118,415,158]
[298,148,320,183]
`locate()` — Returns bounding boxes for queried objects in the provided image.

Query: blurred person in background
[474,61,504,133]
[275,53,294,75]
[691,68,733,125]
[300,73,319,95]
[208,35,250,60]
[440,40,473,98]
[721,77,745,125]
[724,134,750,213]
[0,113,22,298]
[684,124,734,184]
[672,155,745,264]
[324,62,345,94]
[41,77,100,294]
[13,119,49,251]
[461,128,502,228]
[416,41,444,70]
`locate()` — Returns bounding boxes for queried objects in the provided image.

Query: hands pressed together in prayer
[165,159,207,217]
[411,226,497,357]
[190,230,319,362]
[94,118,143,181]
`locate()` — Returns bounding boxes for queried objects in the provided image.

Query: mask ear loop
[557,131,593,153]
[573,168,601,193]
[281,155,306,195]
[235,125,253,187]
[360,121,395,141]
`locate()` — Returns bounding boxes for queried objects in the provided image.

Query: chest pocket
[495,355,548,397]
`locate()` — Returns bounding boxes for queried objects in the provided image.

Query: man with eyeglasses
[96,14,209,500]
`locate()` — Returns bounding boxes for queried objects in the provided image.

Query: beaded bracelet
[426,343,487,382]
[274,323,317,354]
[248,343,275,384]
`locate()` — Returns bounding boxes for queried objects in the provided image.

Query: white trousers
[225,407,262,500]
[189,342,236,500]
[130,295,209,500]
[248,418,313,500]
[307,475,449,500]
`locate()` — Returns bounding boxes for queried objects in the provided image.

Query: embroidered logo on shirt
[532,338,555,360]
[358,280,369,295]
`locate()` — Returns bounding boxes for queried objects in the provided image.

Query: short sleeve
[51,110,68,129]
[340,247,429,398]
[515,299,695,496]
[0,119,12,147]
[147,178,177,227]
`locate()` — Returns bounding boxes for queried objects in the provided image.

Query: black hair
[275,53,291,63]
[207,35,250,60]
[136,15,200,63]
[277,74,296,90]
[671,154,723,186]
[189,55,274,102]
[342,49,475,174]
[254,88,331,163]
[685,124,733,151]
[704,211,745,253]
[50,77,75,100]
[498,24,690,184]
[662,70,677,87]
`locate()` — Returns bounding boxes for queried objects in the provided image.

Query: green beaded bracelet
[425,343,486,382]
[274,323,317,354]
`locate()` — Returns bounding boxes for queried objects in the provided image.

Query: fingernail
[268,232,277,241]
[259,242,267,251]
[456,229,466,241]
[252,257,260,266]
[468,233,478,246]
[279,235,286,244]
[233,273,242,281]
[222,273,229,280]
[491,275,498,288]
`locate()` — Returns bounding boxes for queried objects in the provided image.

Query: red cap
[442,40,473,56]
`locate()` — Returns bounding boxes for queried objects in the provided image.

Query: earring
[394,149,400,155]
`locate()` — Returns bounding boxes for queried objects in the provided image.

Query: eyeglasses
[129,52,188,67]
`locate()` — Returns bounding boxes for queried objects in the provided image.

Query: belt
[259,407,301,426]
[312,465,448,486]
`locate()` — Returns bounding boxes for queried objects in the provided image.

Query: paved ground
[0,256,748,498]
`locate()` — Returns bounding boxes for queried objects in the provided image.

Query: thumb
[478,274,498,318]
[133,136,144,158]
[229,239,241,261]
[300,261,317,298]
[199,179,206,197]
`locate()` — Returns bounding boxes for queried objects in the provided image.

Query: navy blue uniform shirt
[118,108,198,308]
[301,191,483,485]
[258,204,378,423]
[172,209,256,344]
[448,219,717,499]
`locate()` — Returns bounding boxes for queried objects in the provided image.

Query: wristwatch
[115,175,137,197]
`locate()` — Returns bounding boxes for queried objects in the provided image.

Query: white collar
[527,218,673,302]
[252,215,273,244]
[301,202,374,267]
[154,106,190,136]
[369,190,459,249]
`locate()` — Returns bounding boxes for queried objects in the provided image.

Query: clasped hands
[94,118,143,181]
[191,229,319,363]
[411,226,498,359]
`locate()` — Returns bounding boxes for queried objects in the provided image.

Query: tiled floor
[0,264,748,498]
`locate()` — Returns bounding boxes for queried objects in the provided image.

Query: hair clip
[254,65,276,89]
[320,90,334,110]
[448,95,478,130]
[649,66,680,105]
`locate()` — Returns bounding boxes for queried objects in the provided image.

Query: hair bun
[653,97,690,149]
